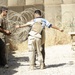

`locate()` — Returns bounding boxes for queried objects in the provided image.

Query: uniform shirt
[0,15,3,27]
[26,17,52,28]
[0,15,7,39]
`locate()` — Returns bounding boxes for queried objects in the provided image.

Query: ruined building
[0,0,75,50]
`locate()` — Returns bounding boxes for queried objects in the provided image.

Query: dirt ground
[0,44,75,75]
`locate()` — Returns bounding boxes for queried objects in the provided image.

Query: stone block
[35,0,44,4]
[61,4,75,24]
[34,4,44,10]
[44,0,62,5]
[8,6,24,12]
[25,0,35,5]
[73,0,75,3]
[63,0,73,4]
[45,5,61,24]
[17,0,25,6]
[0,0,7,6]
[24,4,44,11]
[8,0,25,6]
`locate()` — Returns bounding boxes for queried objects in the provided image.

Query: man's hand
[51,25,64,32]
[0,28,11,35]
[59,29,64,32]
[4,30,11,35]
[15,25,20,28]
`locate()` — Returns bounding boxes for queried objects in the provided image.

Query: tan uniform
[28,22,44,69]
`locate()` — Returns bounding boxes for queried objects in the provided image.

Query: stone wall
[8,0,25,6]
[61,4,75,24]
[44,0,75,46]
[44,0,63,46]
[45,5,61,24]
[63,0,75,4]
[26,0,44,5]
[0,0,44,6]
[35,0,44,4]
[44,0,62,5]
[0,0,44,12]
[0,0,7,6]
[25,0,35,5]
[0,0,75,48]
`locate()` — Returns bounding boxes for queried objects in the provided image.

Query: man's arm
[0,27,6,33]
[0,27,11,35]
[43,19,63,32]
[16,20,34,28]
[51,25,63,32]
[19,23,31,28]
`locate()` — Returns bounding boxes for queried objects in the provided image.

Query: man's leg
[0,39,7,66]
[36,38,44,69]
[41,29,45,68]
[41,44,45,67]
[28,36,36,70]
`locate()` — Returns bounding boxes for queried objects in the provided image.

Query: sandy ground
[0,44,75,75]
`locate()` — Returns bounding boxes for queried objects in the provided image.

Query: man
[0,6,11,68]
[16,10,63,70]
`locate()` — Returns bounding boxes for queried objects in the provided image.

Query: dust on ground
[0,44,75,75]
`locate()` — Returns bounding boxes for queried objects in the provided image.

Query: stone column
[44,0,62,46]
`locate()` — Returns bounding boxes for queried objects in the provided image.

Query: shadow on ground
[46,63,66,68]
[0,50,29,75]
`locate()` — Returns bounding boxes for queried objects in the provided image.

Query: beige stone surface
[0,0,7,6]
[8,6,24,12]
[8,0,25,6]
[44,0,62,5]
[45,5,61,24]
[61,4,75,23]
[25,0,35,5]
[35,0,44,4]
[34,4,44,10]
[63,0,75,4]
[44,4,71,46]
[8,0,17,6]
[17,0,25,6]
[73,0,75,3]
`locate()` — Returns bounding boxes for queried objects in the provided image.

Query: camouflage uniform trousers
[28,35,43,69]
[0,38,7,66]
